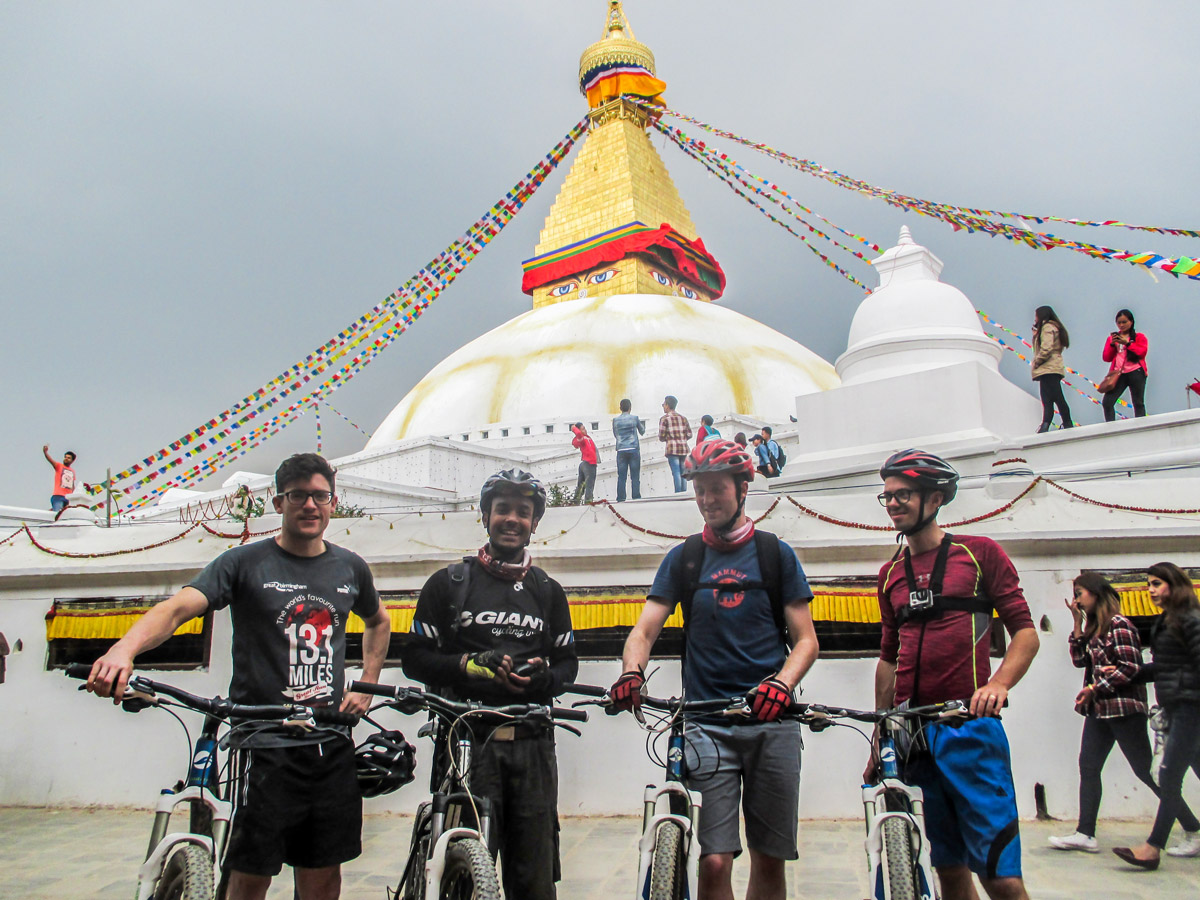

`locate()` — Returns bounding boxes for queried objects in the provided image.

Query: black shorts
[225,738,362,876]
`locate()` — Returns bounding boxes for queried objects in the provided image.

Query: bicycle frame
[138,717,232,900]
[634,715,703,900]
[861,725,936,900]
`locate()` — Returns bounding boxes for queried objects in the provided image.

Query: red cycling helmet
[879,449,959,505]
[683,438,756,483]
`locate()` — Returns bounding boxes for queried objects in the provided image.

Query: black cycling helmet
[480,468,547,519]
[880,449,959,538]
[879,449,959,505]
[355,730,416,798]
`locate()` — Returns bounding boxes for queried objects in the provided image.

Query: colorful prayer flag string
[646,103,1200,283]
[113,119,588,511]
[650,116,871,291]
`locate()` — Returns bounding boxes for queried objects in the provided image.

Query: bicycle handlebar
[561,683,806,718]
[63,665,359,727]
[348,680,588,724]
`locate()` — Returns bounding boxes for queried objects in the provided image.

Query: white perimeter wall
[4,546,1198,821]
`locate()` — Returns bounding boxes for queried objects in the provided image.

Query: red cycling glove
[748,677,793,722]
[609,670,646,712]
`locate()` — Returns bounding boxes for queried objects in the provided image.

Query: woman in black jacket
[1114,562,1200,868]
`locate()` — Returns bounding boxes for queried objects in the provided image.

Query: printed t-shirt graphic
[648,539,812,702]
[188,540,380,718]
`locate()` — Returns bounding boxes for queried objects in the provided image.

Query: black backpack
[443,558,555,657]
[672,530,791,657]
[773,442,787,470]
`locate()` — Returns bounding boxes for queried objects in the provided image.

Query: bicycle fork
[861,778,936,900]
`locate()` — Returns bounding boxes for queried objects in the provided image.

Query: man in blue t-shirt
[611,439,820,900]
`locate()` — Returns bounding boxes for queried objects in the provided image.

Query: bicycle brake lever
[555,721,583,738]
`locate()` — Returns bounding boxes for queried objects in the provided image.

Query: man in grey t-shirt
[88,453,391,900]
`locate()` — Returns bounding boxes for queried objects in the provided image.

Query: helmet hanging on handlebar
[355,729,417,797]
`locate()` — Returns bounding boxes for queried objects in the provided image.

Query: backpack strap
[526,565,556,658]
[893,534,992,627]
[444,558,473,649]
[675,534,707,664]
[753,530,789,649]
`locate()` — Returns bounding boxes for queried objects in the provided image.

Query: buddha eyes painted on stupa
[588,267,618,285]
[548,281,579,298]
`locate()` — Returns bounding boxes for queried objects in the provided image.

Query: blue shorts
[906,717,1022,879]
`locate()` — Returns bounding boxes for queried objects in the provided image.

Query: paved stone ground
[1,807,1196,898]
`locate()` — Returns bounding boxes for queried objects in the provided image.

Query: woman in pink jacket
[1102,308,1148,421]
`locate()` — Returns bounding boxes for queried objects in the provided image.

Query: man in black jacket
[402,469,578,900]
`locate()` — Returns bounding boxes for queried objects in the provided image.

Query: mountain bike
[803,699,974,900]
[565,683,812,900]
[64,663,359,900]
[348,679,588,900]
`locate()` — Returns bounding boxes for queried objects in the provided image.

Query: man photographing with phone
[402,469,578,900]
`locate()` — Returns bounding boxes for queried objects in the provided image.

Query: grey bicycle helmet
[355,730,416,798]
[480,468,547,519]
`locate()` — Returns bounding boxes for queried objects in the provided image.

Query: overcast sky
[3,1,1199,511]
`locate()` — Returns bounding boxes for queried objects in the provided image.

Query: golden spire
[523,2,725,309]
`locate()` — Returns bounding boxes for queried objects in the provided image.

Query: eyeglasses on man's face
[281,489,334,506]
[877,489,914,507]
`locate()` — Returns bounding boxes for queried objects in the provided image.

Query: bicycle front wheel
[648,820,685,900]
[880,817,919,900]
[156,844,214,900]
[439,837,501,900]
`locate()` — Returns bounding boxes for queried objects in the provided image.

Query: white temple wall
[3,525,1198,819]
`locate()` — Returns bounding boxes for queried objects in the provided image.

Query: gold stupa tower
[524,1,724,309]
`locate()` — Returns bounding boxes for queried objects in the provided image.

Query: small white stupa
[794,226,1040,453]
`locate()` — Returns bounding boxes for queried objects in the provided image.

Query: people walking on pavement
[1113,562,1200,869]
[1049,572,1179,853]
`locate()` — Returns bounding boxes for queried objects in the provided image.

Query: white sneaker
[1048,832,1099,852]
[1166,831,1200,857]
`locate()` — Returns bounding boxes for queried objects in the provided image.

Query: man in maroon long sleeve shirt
[871,449,1039,900]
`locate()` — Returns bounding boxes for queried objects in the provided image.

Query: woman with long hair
[1101,308,1149,421]
[1031,305,1073,432]
[1114,563,1200,868]
[1050,573,1190,851]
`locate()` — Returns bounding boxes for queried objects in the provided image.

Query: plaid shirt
[658,411,692,457]
[1069,614,1148,718]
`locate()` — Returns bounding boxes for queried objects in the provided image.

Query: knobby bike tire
[880,817,919,900]
[157,844,214,900]
[439,838,501,900]
[648,820,685,900]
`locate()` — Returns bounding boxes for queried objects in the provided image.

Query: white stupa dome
[836,226,1001,386]
[367,293,839,444]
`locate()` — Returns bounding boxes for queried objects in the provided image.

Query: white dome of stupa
[367,293,839,444]
[836,226,1000,386]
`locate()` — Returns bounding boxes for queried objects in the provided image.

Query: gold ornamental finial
[605,0,634,39]
[579,1,657,94]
